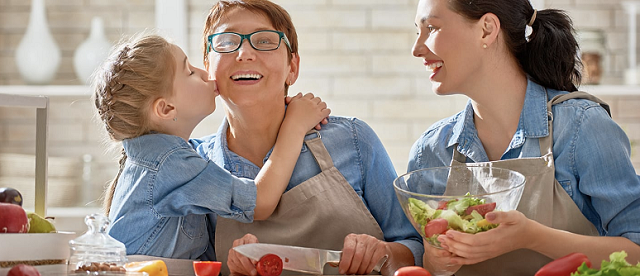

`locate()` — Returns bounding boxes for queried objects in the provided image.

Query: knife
[233,243,388,275]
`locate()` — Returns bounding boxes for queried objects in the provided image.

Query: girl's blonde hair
[92,34,176,215]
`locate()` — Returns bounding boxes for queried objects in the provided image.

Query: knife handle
[326,254,388,272]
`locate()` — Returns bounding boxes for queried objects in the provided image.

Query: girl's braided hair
[91,34,176,215]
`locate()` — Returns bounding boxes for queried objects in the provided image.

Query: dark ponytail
[449,0,580,91]
[522,9,580,91]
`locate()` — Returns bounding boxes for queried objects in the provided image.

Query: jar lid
[69,213,126,250]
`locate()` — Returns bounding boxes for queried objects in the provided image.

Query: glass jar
[67,213,127,274]
[577,30,606,85]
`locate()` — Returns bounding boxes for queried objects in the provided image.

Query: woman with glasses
[92,33,330,260]
[190,0,423,275]
[409,0,640,275]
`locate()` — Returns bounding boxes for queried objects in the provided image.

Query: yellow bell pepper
[124,260,168,276]
[476,218,491,228]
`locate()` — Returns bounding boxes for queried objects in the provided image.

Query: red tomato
[256,254,283,276]
[534,252,591,276]
[394,266,432,276]
[437,200,449,210]
[465,202,496,216]
[424,218,448,237]
[193,261,222,276]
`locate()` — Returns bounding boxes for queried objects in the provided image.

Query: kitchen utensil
[233,243,387,275]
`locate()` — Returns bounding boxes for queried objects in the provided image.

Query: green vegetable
[571,251,640,276]
[407,195,498,239]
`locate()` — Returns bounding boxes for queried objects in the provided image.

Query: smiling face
[412,0,485,96]
[206,8,299,111]
[170,44,218,127]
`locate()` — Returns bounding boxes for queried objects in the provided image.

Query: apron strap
[452,145,467,163]
[550,91,611,117]
[304,130,335,171]
[541,90,611,155]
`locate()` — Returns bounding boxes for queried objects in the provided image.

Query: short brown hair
[202,0,299,68]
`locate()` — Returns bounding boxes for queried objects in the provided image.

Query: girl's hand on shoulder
[228,234,260,276]
[284,93,331,132]
[437,210,533,265]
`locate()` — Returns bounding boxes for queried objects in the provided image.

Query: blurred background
[0,0,639,231]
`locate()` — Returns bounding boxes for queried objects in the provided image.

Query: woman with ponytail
[409,0,640,275]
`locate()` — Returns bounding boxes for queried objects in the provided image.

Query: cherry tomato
[534,252,591,276]
[394,266,432,276]
[256,254,283,276]
[424,218,448,237]
[193,261,222,276]
[465,202,496,216]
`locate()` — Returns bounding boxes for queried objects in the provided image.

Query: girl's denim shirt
[408,79,640,244]
[192,116,425,266]
[107,133,257,259]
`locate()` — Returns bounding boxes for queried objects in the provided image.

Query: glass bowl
[394,166,525,248]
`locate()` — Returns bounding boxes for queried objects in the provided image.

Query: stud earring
[173,117,177,122]
[483,44,487,49]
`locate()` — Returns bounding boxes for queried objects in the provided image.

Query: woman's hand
[228,234,260,276]
[437,210,532,265]
[423,236,461,275]
[339,233,390,275]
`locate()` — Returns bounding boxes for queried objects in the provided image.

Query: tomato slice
[193,261,222,276]
[256,254,283,276]
[424,218,448,237]
[465,202,496,216]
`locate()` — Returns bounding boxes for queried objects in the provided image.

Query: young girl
[92,34,330,259]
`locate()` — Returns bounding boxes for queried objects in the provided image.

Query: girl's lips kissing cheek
[230,73,263,85]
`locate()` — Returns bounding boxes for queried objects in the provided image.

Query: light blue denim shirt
[408,79,640,244]
[107,133,257,259]
[192,116,425,266]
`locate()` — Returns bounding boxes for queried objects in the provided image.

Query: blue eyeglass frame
[207,30,293,54]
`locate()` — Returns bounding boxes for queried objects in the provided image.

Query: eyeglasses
[207,30,292,54]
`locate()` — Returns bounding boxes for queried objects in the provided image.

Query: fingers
[229,234,259,276]
[339,234,387,275]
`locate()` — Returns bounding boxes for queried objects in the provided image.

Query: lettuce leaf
[572,251,640,276]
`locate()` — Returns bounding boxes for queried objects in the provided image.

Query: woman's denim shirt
[408,79,640,244]
[108,133,257,259]
[191,116,425,266]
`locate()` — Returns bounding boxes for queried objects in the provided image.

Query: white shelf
[0,85,90,96]
[580,84,640,96]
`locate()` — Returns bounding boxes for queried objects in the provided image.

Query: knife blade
[233,243,387,275]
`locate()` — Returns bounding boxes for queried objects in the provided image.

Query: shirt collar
[448,79,550,153]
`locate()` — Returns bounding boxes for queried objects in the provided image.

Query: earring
[173,117,177,122]
[483,44,487,49]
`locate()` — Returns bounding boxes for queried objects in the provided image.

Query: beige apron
[450,91,605,276]
[215,132,385,276]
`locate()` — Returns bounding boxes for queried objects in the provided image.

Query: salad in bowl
[394,166,526,248]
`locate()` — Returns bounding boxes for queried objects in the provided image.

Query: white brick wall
[1,0,639,208]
